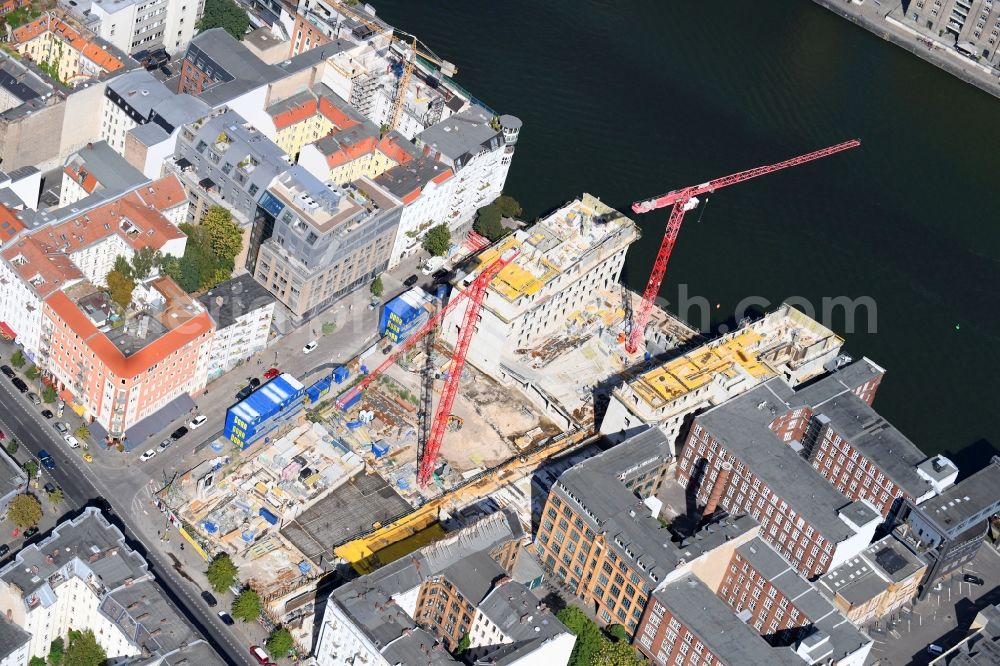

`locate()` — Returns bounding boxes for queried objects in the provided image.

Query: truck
[421,255,445,275]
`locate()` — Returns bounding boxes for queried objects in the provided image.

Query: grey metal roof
[128,122,170,148]
[149,94,210,132]
[373,155,450,199]
[63,141,148,195]
[187,29,284,86]
[696,380,864,542]
[380,628,458,665]
[916,457,1000,540]
[0,616,29,660]
[473,580,569,664]
[417,106,499,160]
[816,533,926,609]
[276,39,355,73]
[655,575,804,666]
[554,428,756,586]
[198,273,274,330]
[735,538,870,662]
[106,69,174,119]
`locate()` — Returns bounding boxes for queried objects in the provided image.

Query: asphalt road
[0,377,257,666]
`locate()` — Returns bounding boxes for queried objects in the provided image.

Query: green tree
[63,629,106,666]
[75,425,90,441]
[8,494,42,529]
[25,366,39,380]
[202,206,243,261]
[265,627,294,658]
[47,488,63,505]
[47,637,64,666]
[29,657,45,666]
[197,0,250,40]
[231,588,262,622]
[206,553,238,592]
[106,270,136,311]
[113,255,135,281]
[606,624,630,643]
[556,606,603,666]
[6,439,17,455]
[130,246,159,280]
[42,385,57,403]
[321,321,335,335]
[473,204,507,241]
[594,639,644,666]
[495,195,522,218]
[422,223,451,257]
[22,461,37,480]
[370,275,384,298]
[455,633,470,655]
[10,349,25,369]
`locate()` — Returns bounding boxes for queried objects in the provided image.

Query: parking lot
[868,543,1000,665]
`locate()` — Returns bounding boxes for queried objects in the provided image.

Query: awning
[120,392,195,451]
[0,322,15,340]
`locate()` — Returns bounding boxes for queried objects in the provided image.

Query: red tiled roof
[318,95,360,130]
[134,175,186,210]
[64,166,98,194]
[45,289,213,378]
[0,204,25,244]
[325,134,378,168]
[1,236,85,298]
[272,99,318,131]
[13,14,123,73]
[432,169,453,185]
[377,136,415,166]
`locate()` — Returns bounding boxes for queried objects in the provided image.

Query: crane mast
[625,140,860,354]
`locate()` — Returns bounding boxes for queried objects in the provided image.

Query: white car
[302,340,319,354]
[139,449,157,462]
[189,414,208,429]
[63,434,80,449]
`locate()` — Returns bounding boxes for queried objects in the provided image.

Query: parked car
[54,422,69,434]
[302,340,319,354]
[22,527,38,539]
[189,415,208,429]
[27,392,40,405]
[40,409,53,419]
[82,452,93,463]
[63,435,80,449]
[217,611,235,625]
[43,482,56,494]
[235,385,254,401]
[927,644,944,656]
[11,378,27,393]
[963,574,985,586]
[0,544,9,557]
[403,274,419,287]
[0,365,14,378]
[432,268,451,283]
[263,367,279,380]
[170,426,188,440]
[37,450,55,470]
[200,590,217,607]
[249,646,272,665]
[158,438,172,450]
[139,449,157,462]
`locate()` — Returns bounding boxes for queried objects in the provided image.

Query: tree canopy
[473,203,507,242]
[197,0,249,40]
[131,246,159,280]
[266,627,294,658]
[42,385,58,403]
[422,223,451,257]
[206,553,239,592]
[8,494,42,529]
[232,589,262,622]
[556,606,604,666]
[64,630,106,666]
[106,270,136,311]
[162,217,240,294]
[10,349,24,368]
[48,637,64,666]
[594,639,645,666]
[495,195,522,218]
[370,275,384,298]
[202,207,243,260]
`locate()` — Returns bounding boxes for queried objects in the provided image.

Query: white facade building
[443,194,637,374]
[198,274,276,379]
[87,0,203,55]
[414,107,520,228]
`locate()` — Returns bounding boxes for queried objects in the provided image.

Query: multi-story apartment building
[600,304,845,451]
[0,175,187,363]
[718,537,872,664]
[298,125,421,187]
[100,69,175,153]
[443,193,638,374]
[249,165,401,322]
[635,574,807,666]
[59,140,148,207]
[373,155,455,268]
[198,274,275,379]
[415,106,520,226]
[816,535,926,626]
[263,83,370,159]
[314,510,574,666]
[12,14,127,83]
[534,428,759,635]
[43,276,213,441]
[893,457,1000,596]
[67,0,203,55]
[178,28,283,96]
[0,508,224,665]
[903,0,1000,66]
[677,376,884,579]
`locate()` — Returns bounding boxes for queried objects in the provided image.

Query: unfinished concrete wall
[0,99,65,170]
[59,82,107,159]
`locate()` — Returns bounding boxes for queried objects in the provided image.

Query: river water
[373,0,1000,469]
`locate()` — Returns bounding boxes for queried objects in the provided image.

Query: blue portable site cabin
[224,373,306,449]
[379,288,434,343]
[333,365,350,384]
[307,376,333,403]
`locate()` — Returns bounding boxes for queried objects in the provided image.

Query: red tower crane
[624,139,861,354]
